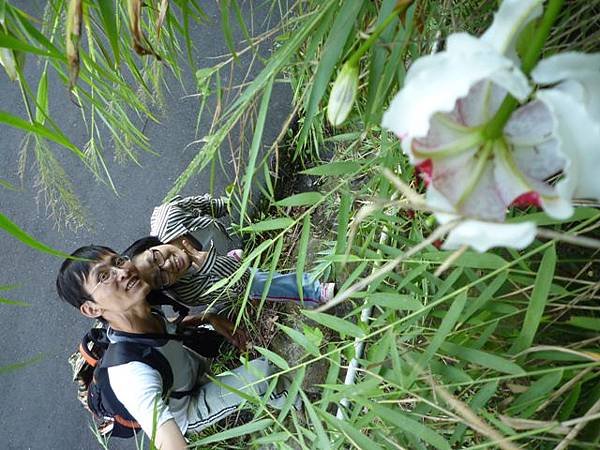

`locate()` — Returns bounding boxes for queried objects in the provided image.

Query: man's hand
[155,419,187,450]
[179,238,208,269]
[180,313,249,350]
[206,314,249,350]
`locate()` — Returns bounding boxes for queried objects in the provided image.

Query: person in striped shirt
[124,194,335,313]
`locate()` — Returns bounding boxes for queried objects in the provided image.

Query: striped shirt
[150,194,250,307]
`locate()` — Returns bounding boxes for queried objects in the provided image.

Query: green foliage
[3,0,600,448]
[185,1,600,448]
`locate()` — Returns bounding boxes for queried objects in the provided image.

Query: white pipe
[336,216,391,419]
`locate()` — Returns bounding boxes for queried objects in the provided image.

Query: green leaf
[274,192,324,207]
[320,410,384,450]
[35,69,48,124]
[370,404,451,450]
[302,0,363,130]
[334,190,352,263]
[302,161,362,177]
[254,346,289,370]
[0,177,17,190]
[509,370,563,418]
[241,217,294,233]
[0,0,6,27]
[366,292,423,311]
[239,78,274,227]
[450,381,499,444]
[559,383,581,421]
[194,418,274,445]
[296,214,311,302]
[303,310,365,339]
[0,297,29,307]
[440,342,525,375]
[420,251,508,270]
[299,390,330,449]
[219,0,238,59]
[277,323,320,356]
[0,353,44,375]
[510,244,556,355]
[0,212,75,258]
[410,293,467,383]
[567,316,600,332]
[0,110,83,158]
[95,0,120,66]
[0,31,64,60]
[459,272,508,324]
[508,207,599,225]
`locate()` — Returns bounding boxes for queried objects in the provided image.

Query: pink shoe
[227,249,243,262]
[319,283,336,303]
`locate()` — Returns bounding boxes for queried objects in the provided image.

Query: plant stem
[347,0,413,67]
[484,0,565,140]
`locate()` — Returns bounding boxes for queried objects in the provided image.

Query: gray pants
[185,357,290,434]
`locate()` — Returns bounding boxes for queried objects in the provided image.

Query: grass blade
[303,310,364,339]
[0,110,83,158]
[302,161,362,177]
[302,0,363,136]
[296,213,311,302]
[239,77,274,227]
[441,342,525,375]
[370,404,451,450]
[275,192,324,207]
[510,243,556,355]
[95,0,119,66]
[409,292,467,383]
[193,419,274,445]
[0,212,74,258]
[241,217,294,233]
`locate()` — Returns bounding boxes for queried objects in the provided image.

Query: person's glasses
[89,255,130,295]
[149,249,166,268]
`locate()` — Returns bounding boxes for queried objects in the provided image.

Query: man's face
[132,244,191,289]
[82,252,150,315]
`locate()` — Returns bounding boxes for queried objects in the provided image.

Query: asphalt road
[0,2,290,449]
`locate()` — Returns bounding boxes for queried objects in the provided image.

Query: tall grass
[185,1,600,448]
[2,0,599,448]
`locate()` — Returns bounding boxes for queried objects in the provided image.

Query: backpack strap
[101,340,197,399]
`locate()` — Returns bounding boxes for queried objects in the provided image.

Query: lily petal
[481,0,543,55]
[537,85,600,203]
[382,33,530,142]
[427,187,537,252]
[443,219,537,252]
[532,52,600,85]
[502,100,572,218]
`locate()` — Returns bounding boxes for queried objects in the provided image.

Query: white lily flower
[533,53,600,204]
[380,0,579,251]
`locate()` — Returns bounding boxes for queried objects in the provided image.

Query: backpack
[69,317,225,438]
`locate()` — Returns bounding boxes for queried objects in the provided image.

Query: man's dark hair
[56,245,116,309]
[122,236,163,259]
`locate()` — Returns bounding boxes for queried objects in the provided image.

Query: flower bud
[327,62,358,127]
[0,48,18,81]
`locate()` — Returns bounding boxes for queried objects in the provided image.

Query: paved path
[0,2,289,448]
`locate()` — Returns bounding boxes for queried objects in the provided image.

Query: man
[57,245,290,450]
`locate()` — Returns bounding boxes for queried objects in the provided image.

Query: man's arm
[155,419,188,450]
[180,312,249,350]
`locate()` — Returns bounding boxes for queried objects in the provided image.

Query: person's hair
[122,236,164,259]
[123,233,203,260]
[56,245,116,309]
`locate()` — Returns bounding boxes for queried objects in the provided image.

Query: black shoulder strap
[101,340,196,400]
[101,342,174,394]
